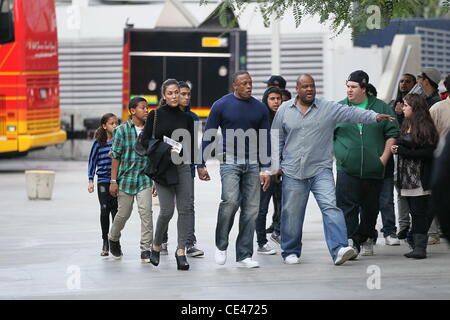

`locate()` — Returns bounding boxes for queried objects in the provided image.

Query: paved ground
[1,158,449,300]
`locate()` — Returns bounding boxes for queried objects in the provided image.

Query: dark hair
[402,93,439,145]
[280,89,291,100]
[178,80,191,90]
[444,74,450,93]
[366,83,377,97]
[128,96,147,112]
[159,78,179,107]
[232,71,250,84]
[94,113,117,147]
[262,87,282,107]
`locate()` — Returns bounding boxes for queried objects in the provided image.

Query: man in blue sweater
[198,71,271,268]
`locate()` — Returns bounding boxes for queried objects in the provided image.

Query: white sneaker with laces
[284,254,300,264]
[361,239,374,256]
[385,235,400,246]
[257,243,277,255]
[334,246,356,265]
[215,248,227,265]
[237,257,259,268]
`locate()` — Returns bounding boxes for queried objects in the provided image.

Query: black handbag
[134,109,158,156]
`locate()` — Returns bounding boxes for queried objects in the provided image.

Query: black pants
[97,182,118,240]
[255,179,281,246]
[405,195,433,234]
[336,171,383,245]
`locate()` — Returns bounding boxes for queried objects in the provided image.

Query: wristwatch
[110,179,117,184]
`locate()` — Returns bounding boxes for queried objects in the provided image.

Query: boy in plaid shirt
[108,97,153,262]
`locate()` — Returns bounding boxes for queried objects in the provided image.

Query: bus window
[0,0,14,44]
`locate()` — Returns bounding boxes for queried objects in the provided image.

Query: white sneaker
[257,243,277,255]
[237,257,259,268]
[334,247,356,265]
[361,239,374,256]
[283,254,300,264]
[385,235,400,246]
[215,248,227,265]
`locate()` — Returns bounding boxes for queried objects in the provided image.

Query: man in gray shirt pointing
[271,74,395,265]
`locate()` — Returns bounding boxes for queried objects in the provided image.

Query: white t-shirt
[135,125,144,137]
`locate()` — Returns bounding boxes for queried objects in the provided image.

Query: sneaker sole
[237,263,260,268]
[141,258,150,263]
[335,249,355,265]
[385,242,401,246]
[112,254,123,260]
[257,250,277,255]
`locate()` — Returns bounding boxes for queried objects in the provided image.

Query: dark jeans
[336,171,383,245]
[406,195,433,234]
[256,178,281,246]
[97,182,118,240]
[374,176,397,239]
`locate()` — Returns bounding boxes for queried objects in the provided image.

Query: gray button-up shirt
[271,96,378,180]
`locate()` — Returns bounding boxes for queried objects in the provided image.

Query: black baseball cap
[347,70,369,86]
[264,75,286,89]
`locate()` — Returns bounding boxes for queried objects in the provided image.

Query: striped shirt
[111,120,151,194]
[88,140,113,184]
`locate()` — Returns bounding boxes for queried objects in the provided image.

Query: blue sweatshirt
[200,93,271,168]
[88,140,113,184]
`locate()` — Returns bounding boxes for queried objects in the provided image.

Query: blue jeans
[280,168,348,261]
[375,177,397,239]
[216,163,260,262]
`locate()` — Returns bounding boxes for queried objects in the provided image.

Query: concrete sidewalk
[0,159,449,300]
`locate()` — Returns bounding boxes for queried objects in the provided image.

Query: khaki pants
[108,187,153,252]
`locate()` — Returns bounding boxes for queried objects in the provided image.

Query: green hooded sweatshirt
[334,95,399,179]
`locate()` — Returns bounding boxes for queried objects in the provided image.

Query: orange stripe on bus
[0,96,26,100]
[0,71,59,76]
[0,43,16,69]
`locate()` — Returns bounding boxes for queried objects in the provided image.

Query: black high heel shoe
[101,239,109,256]
[150,250,160,266]
[175,252,189,271]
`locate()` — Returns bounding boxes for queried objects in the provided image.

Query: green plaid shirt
[111,120,151,194]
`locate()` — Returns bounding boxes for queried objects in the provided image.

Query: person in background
[108,97,153,263]
[389,74,417,126]
[256,87,283,254]
[417,68,442,245]
[264,75,287,90]
[391,93,438,259]
[367,83,400,246]
[280,89,292,103]
[387,74,416,241]
[431,130,450,243]
[88,113,119,256]
[417,68,442,109]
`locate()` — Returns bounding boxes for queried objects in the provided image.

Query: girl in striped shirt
[88,113,119,256]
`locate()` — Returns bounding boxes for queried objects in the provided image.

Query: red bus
[0,0,66,156]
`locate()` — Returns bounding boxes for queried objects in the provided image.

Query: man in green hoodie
[334,70,399,258]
